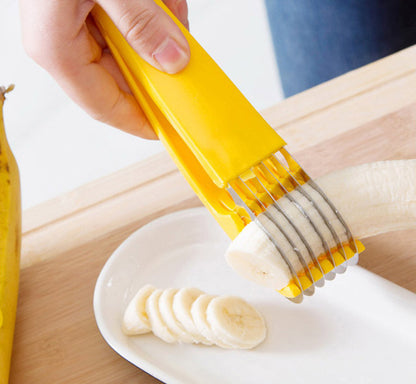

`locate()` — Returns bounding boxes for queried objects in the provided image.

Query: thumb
[97,0,190,74]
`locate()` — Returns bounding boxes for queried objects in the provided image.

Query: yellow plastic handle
[92,2,285,187]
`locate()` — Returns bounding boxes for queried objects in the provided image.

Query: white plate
[94,208,416,384]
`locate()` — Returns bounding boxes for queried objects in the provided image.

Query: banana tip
[0,85,15,99]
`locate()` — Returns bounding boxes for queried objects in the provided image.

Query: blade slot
[259,162,326,287]
[251,169,316,295]
[236,176,305,301]
[273,152,350,271]
[260,159,337,279]
[279,149,358,256]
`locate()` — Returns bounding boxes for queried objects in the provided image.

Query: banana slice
[225,221,292,290]
[172,287,212,345]
[146,289,178,343]
[159,288,194,343]
[206,296,266,349]
[191,294,235,349]
[225,160,416,291]
[122,284,155,335]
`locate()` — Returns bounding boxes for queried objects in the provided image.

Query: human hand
[19,0,190,138]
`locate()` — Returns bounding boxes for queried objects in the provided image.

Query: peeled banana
[146,289,179,343]
[206,296,266,349]
[0,86,21,384]
[190,294,232,348]
[159,288,194,343]
[226,160,416,292]
[172,287,212,345]
[121,284,155,335]
[122,285,266,349]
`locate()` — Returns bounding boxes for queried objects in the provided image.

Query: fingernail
[153,37,189,74]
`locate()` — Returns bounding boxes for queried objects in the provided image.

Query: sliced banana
[159,288,194,343]
[225,221,292,291]
[225,160,416,291]
[190,294,216,343]
[190,294,233,348]
[122,284,155,335]
[206,296,266,349]
[173,287,212,345]
[122,285,267,349]
[277,193,328,257]
[146,289,178,343]
[266,205,315,266]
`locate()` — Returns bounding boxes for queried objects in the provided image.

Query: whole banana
[0,85,21,384]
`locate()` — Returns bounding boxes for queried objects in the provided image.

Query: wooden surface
[10,45,416,383]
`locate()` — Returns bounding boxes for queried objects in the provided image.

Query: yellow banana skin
[0,86,21,384]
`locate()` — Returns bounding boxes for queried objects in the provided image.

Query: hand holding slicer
[91,1,364,303]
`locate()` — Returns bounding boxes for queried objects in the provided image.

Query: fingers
[19,0,157,138]
[97,0,190,74]
[19,0,191,137]
[61,28,157,139]
[163,0,189,29]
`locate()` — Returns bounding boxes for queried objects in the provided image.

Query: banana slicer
[91,2,364,302]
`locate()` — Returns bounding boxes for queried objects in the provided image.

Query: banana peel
[0,85,21,384]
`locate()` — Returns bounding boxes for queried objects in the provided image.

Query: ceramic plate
[94,208,416,384]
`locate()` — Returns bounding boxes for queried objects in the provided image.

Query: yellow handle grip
[92,2,285,187]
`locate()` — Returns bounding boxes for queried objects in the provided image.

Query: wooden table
[10,45,416,383]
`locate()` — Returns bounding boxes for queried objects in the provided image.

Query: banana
[317,160,416,239]
[0,86,21,384]
[224,221,293,290]
[225,160,416,291]
[206,296,266,349]
[159,288,194,343]
[121,284,155,335]
[190,294,233,348]
[122,285,267,349]
[146,289,179,343]
[172,287,212,345]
